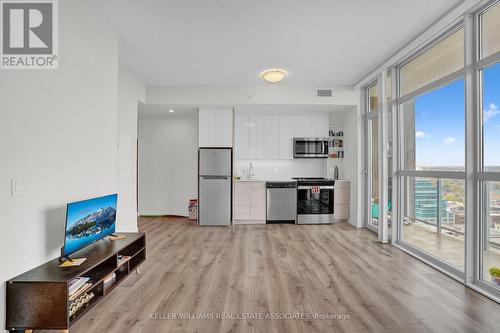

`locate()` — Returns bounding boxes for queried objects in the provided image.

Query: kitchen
[196,105,354,227]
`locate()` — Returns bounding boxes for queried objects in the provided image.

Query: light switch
[11,178,23,196]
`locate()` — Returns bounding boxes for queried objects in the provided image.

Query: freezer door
[199,148,231,176]
[199,176,231,226]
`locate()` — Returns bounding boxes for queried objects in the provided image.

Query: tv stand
[6,232,146,332]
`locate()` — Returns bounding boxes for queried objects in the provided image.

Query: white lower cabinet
[333,181,350,220]
[233,181,251,220]
[250,182,266,220]
[233,181,266,224]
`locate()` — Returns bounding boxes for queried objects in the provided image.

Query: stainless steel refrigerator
[198,148,232,226]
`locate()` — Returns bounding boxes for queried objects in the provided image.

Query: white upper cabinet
[215,109,234,147]
[293,115,313,137]
[249,114,263,159]
[234,114,250,159]
[312,114,329,137]
[198,107,233,147]
[233,112,330,160]
[278,115,294,159]
[263,115,280,159]
[199,110,216,147]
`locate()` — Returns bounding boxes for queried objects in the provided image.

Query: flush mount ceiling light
[169,109,174,113]
[261,69,287,83]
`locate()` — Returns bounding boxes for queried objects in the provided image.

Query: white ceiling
[86,0,463,86]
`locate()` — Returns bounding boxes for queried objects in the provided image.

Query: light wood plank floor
[67,216,500,333]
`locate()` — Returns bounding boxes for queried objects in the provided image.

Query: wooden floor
[67,216,500,333]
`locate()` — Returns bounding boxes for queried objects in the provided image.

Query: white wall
[117,68,145,232]
[234,159,326,181]
[327,108,362,228]
[0,1,118,331]
[138,114,198,216]
[147,85,358,106]
[343,108,363,228]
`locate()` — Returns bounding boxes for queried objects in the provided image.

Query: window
[481,181,500,284]
[369,118,379,228]
[386,72,392,106]
[401,79,465,171]
[400,28,464,96]
[384,0,500,299]
[479,1,500,290]
[396,24,465,273]
[401,177,465,269]
[481,2,500,59]
[482,62,500,171]
[369,83,378,112]
[387,72,393,218]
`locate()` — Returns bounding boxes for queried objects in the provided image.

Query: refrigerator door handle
[201,176,229,180]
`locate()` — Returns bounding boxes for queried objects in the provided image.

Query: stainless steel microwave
[293,138,329,158]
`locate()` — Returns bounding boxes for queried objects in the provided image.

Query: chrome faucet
[249,161,254,179]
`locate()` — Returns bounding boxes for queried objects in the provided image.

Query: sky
[66,194,117,228]
[483,62,500,168]
[413,61,500,168]
[414,78,465,168]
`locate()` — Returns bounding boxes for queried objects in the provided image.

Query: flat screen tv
[62,194,118,257]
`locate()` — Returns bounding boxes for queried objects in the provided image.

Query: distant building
[454,212,465,225]
[415,178,455,224]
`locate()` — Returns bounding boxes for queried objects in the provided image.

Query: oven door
[293,138,328,158]
[296,185,334,224]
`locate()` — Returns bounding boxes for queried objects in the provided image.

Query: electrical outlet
[11,178,23,196]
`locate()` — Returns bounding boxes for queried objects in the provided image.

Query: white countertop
[234,179,266,182]
[234,178,350,182]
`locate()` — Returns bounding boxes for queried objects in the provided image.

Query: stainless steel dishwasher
[266,181,297,224]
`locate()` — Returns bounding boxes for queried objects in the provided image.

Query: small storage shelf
[6,232,146,331]
[69,282,103,324]
[130,248,146,272]
[329,127,345,159]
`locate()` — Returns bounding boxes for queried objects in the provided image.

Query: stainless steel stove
[293,177,335,224]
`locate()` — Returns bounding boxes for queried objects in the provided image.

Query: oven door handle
[297,186,334,190]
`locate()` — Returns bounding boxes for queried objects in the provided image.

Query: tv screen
[63,194,118,257]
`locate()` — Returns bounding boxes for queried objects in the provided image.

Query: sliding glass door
[366,83,379,231]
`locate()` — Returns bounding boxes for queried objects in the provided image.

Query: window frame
[360,0,500,304]
[475,0,500,294]
[394,22,468,279]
